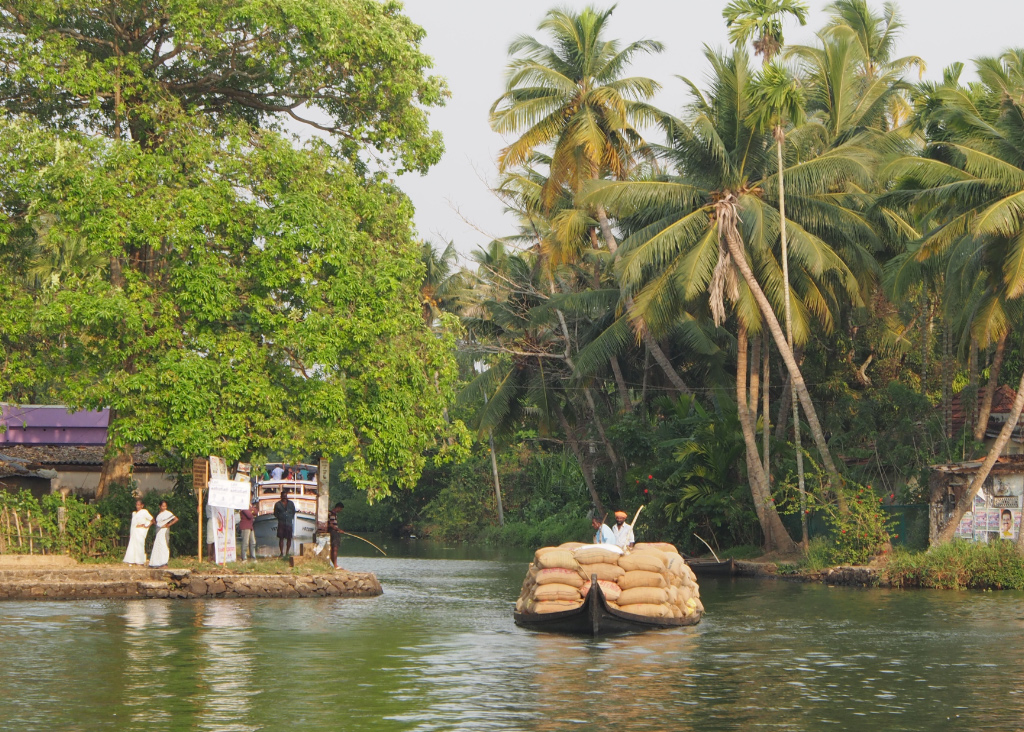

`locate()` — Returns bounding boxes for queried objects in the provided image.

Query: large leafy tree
[0,0,462,498]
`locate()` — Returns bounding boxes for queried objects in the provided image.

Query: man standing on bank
[327,502,345,569]
[274,489,297,557]
[610,510,635,550]
[239,500,257,561]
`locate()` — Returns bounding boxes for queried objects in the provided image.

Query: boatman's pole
[193,458,208,562]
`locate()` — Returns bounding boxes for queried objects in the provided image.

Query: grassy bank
[881,541,1024,590]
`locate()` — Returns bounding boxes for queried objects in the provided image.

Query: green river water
[2,539,1024,731]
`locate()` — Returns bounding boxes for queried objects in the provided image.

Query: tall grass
[883,541,1024,590]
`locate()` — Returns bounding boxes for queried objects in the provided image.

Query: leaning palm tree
[723,0,809,64]
[885,50,1024,547]
[586,47,876,550]
[747,60,810,546]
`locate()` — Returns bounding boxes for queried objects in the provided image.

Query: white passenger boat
[252,463,320,556]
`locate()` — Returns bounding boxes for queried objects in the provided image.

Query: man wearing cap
[610,510,635,550]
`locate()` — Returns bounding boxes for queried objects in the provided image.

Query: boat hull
[514,578,702,636]
[253,513,317,556]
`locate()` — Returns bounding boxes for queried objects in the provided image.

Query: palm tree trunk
[610,356,633,413]
[719,198,839,481]
[942,319,952,439]
[553,399,606,517]
[749,334,761,414]
[776,132,808,550]
[775,368,792,441]
[762,340,771,477]
[968,337,978,438]
[738,323,798,554]
[976,330,1009,441]
[936,367,1024,545]
[489,431,504,526]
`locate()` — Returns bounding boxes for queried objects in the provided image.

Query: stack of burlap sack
[515,541,703,621]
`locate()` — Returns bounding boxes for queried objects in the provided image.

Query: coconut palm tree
[723,0,809,64]
[585,47,878,550]
[885,50,1024,546]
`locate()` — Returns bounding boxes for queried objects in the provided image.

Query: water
[3,539,1024,731]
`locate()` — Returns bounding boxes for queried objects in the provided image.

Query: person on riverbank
[592,515,615,545]
[610,511,635,550]
[328,502,345,569]
[239,501,257,561]
[149,501,179,568]
[274,489,297,557]
[123,499,153,565]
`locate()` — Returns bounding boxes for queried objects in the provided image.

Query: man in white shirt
[270,465,284,480]
[610,510,635,549]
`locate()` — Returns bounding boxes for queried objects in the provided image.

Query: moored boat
[514,577,701,635]
[252,463,319,556]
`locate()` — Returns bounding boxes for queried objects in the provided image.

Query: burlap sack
[666,585,679,604]
[580,579,622,602]
[533,583,584,602]
[682,565,697,583]
[619,551,667,573]
[558,542,586,551]
[534,546,560,561]
[669,605,683,618]
[535,568,585,588]
[534,600,583,614]
[578,562,625,582]
[634,542,680,554]
[618,602,669,618]
[573,546,622,565]
[664,553,685,575]
[617,586,669,606]
[617,570,667,590]
[536,550,579,571]
[676,585,692,604]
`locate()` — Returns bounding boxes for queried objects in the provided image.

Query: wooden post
[193,458,208,561]
[317,458,330,531]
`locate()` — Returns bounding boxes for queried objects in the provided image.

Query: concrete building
[0,405,175,498]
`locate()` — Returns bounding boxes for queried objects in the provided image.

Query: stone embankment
[0,561,382,601]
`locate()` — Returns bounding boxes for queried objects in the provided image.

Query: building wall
[55,469,176,499]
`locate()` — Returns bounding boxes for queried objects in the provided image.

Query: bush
[0,489,121,558]
[884,540,1024,590]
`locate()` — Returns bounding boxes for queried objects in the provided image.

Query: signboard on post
[192,458,208,561]
[210,506,236,564]
[208,478,252,510]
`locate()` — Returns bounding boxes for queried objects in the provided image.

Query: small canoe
[513,575,702,636]
[685,557,737,577]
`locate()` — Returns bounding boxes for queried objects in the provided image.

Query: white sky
[395,0,1024,262]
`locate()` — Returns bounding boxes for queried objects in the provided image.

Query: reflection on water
[2,541,1024,731]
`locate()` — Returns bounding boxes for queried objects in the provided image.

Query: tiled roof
[951,385,1020,435]
[0,445,157,468]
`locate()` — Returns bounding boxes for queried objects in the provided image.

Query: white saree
[149,510,176,567]
[123,509,153,565]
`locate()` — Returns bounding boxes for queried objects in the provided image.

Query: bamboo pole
[14,510,23,549]
[27,511,34,554]
[0,506,7,553]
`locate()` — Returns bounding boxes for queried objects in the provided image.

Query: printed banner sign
[992,496,1020,509]
[211,506,236,564]
[208,478,252,510]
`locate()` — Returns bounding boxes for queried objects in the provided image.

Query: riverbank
[0,556,383,601]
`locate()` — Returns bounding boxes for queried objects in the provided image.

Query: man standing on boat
[592,515,616,545]
[328,502,345,569]
[274,489,297,557]
[610,511,635,550]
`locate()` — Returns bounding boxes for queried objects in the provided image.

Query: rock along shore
[0,563,383,601]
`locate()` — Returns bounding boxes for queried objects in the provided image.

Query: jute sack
[533,583,583,602]
[536,550,579,571]
[669,605,683,618]
[666,586,679,604]
[534,600,583,614]
[558,542,586,551]
[676,585,692,604]
[617,570,667,590]
[619,551,666,574]
[578,562,625,582]
[663,553,685,575]
[634,542,680,555]
[573,545,622,565]
[682,565,697,583]
[580,579,622,602]
[617,586,669,606]
[534,546,559,561]
[619,603,669,618]
[536,568,585,588]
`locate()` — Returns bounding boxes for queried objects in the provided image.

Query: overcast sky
[394,0,1024,262]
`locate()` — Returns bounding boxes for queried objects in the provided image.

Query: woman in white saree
[123,499,153,565]
[149,501,178,568]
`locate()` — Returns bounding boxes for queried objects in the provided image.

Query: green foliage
[0,489,121,558]
[884,541,1024,590]
[801,482,896,565]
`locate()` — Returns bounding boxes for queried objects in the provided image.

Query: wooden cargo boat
[513,575,702,636]
[684,557,737,577]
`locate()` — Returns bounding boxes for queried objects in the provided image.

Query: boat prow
[513,575,702,636]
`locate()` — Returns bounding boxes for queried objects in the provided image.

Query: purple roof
[1,405,109,445]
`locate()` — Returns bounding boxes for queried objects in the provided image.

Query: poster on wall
[998,509,1020,540]
[957,512,975,539]
[211,506,236,563]
[986,508,1002,533]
